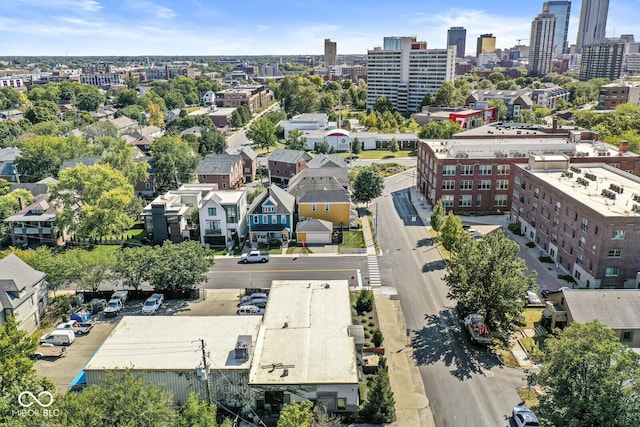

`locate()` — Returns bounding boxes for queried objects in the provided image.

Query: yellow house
[298,194,351,227]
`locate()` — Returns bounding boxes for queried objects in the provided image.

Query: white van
[238,305,264,315]
[40,330,75,346]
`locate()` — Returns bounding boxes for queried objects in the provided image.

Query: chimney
[619,140,630,155]
[552,117,558,133]
[18,197,26,210]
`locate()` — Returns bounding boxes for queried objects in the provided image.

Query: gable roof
[248,185,295,216]
[4,193,59,223]
[563,289,640,329]
[239,146,258,160]
[60,156,101,171]
[0,254,45,310]
[298,189,350,204]
[268,148,313,164]
[287,169,349,197]
[296,218,333,232]
[306,153,348,169]
[0,148,21,162]
[196,154,242,175]
[108,116,137,130]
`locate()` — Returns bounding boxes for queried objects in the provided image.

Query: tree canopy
[352,166,384,204]
[141,241,214,291]
[151,135,199,192]
[247,117,277,151]
[285,128,307,151]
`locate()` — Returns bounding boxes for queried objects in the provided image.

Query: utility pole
[199,339,213,405]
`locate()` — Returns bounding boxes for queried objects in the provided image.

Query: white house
[199,189,247,248]
[201,91,216,106]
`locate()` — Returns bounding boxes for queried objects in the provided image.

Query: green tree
[361,356,395,423]
[0,189,34,223]
[144,241,214,291]
[487,72,506,84]
[247,117,277,152]
[14,136,70,182]
[113,247,154,290]
[418,120,462,139]
[76,91,105,112]
[435,82,460,106]
[114,89,139,107]
[230,109,243,128]
[430,199,445,233]
[440,212,466,253]
[24,102,60,125]
[372,329,384,347]
[13,246,77,296]
[178,393,219,427]
[444,230,536,336]
[352,166,384,204]
[315,139,332,154]
[152,135,199,191]
[198,126,227,155]
[351,137,362,155]
[537,320,640,427]
[55,370,177,427]
[487,99,508,121]
[420,93,435,109]
[51,164,138,238]
[99,138,148,185]
[286,128,307,151]
[278,400,314,427]
[83,122,118,144]
[319,92,337,113]
[373,96,393,113]
[0,315,54,423]
[389,137,398,153]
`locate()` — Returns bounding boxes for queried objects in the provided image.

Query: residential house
[306,153,348,169]
[267,148,313,185]
[107,116,138,135]
[231,146,258,183]
[201,91,216,106]
[290,167,349,191]
[90,106,118,121]
[543,289,640,348]
[0,147,20,182]
[4,193,69,247]
[287,171,351,228]
[0,254,48,334]
[125,125,163,140]
[165,108,182,122]
[0,109,23,121]
[247,185,295,245]
[9,177,59,197]
[199,189,247,248]
[196,154,244,189]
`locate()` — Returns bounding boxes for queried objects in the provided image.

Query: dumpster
[70,308,91,323]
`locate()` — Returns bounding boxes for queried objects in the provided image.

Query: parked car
[40,330,75,346]
[103,299,124,317]
[238,305,265,315]
[238,298,267,309]
[32,344,68,360]
[240,292,268,304]
[56,320,93,336]
[525,291,543,306]
[240,251,270,264]
[513,404,540,427]
[141,293,164,315]
[111,290,129,306]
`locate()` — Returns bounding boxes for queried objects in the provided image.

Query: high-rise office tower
[542,1,571,58]
[576,0,609,53]
[366,36,455,113]
[579,38,624,80]
[324,38,337,66]
[476,34,496,57]
[529,13,557,76]
[447,27,467,58]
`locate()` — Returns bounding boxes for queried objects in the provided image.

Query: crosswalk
[367,256,382,288]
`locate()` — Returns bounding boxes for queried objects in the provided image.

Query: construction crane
[516,38,528,46]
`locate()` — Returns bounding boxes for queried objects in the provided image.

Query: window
[253,216,259,224]
[443,165,456,176]
[479,165,492,175]
[460,180,473,190]
[594,226,598,235]
[494,194,508,207]
[497,164,510,175]
[608,249,622,258]
[476,194,482,207]
[461,165,474,175]
[496,180,509,190]
[263,206,275,213]
[324,204,330,211]
[591,244,596,254]
[262,215,268,223]
[442,180,455,190]
[580,218,588,232]
[478,180,491,190]
[555,201,561,213]
[225,206,238,223]
[578,236,585,249]
[621,331,634,343]
[553,218,559,229]
[534,188,539,198]
[513,189,520,200]
[605,267,619,277]
[611,229,625,240]
[514,175,521,184]
[208,207,217,216]
[459,195,472,207]
[337,398,347,410]
[312,204,317,212]
[532,202,538,213]
[442,195,454,207]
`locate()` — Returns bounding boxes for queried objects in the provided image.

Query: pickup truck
[103,299,124,317]
[56,320,93,336]
[111,290,129,306]
[240,250,270,264]
[32,344,68,360]
[464,313,492,345]
[141,293,164,315]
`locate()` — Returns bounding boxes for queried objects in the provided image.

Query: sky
[1,0,639,56]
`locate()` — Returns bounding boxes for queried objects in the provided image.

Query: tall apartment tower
[529,13,557,76]
[324,39,337,66]
[542,1,571,58]
[476,34,496,57]
[579,38,625,80]
[447,27,467,58]
[366,36,455,113]
[576,0,609,53]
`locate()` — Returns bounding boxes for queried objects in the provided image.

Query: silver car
[513,404,540,427]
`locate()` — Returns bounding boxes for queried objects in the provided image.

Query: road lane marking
[210,268,355,274]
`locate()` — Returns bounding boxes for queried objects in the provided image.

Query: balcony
[204,228,222,236]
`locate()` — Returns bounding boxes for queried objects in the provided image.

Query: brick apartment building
[417,130,640,214]
[215,86,272,114]
[268,148,313,185]
[599,81,640,110]
[511,156,640,289]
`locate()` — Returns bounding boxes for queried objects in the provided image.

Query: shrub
[355,289,374,313]
[372,329,384,347]
[526,242,536,248]
[539,255,554,263]
[508,222,524,235]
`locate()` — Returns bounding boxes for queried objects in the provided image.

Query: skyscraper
[476,34,496,57]
[542,1,571,58]
[447,27,467,58]
[579,38,625,80]
[367,37,455,113]
[324,38,337,66]
[529,13,557,76]
[576,0,610,53]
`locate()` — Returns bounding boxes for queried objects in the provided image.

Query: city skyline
[1,0,638,56]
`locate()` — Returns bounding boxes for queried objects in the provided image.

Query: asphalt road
[377,170,523,427]
[205,255,368,289]
[226,102,281,154]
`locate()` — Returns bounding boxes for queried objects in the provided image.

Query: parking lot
[34,289,244,394]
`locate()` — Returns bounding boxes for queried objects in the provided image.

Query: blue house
[247,185,295,245]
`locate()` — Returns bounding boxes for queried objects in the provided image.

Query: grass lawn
[517,386,540,408]
[253,141,286,156]
[286,246,312,254]
[521,308,544,329]
[341,149,416,160]
[495,345,519,368]
[339,230,365,248]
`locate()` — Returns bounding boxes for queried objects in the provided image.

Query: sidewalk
[360,212,377,255]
